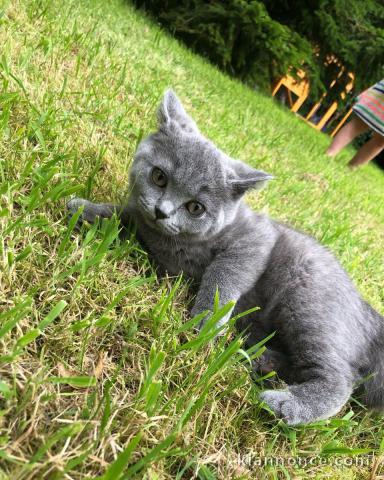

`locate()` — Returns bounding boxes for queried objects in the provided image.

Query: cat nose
[155,206,169,220]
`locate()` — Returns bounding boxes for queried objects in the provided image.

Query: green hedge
[133,0,384,99]
[133,0,314,92]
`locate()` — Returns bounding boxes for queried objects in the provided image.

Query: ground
[1,0,384,479]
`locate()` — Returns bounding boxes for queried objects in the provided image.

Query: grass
[1,0,384,478]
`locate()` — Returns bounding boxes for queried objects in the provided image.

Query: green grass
[1,0,384,478]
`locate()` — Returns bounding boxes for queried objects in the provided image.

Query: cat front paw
[66,198,87,227]
[66,198,98,226]
[67,197,87,215]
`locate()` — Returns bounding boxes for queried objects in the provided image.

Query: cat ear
[157,89,199,134]
[228,160,273,196]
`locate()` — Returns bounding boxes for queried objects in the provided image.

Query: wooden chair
[305,69,354,132]
[271,69,309,113]
[272,62,354,138]
[330,108,353,137]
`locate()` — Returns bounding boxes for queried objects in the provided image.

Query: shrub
[133,0,384,99]
[133,0,314,91]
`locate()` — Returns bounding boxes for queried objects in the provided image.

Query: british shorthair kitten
[68,90,384,425]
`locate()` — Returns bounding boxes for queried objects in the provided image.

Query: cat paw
[260,389,307,425]
[67,198,88,215]
[66,198,93,226]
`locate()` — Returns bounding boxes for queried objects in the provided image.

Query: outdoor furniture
[272,65,354,137]
[271,69,309,113]
[305,71,354,132]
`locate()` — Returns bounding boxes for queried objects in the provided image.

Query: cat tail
[365,309,384,410]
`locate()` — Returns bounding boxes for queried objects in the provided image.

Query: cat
[67,89,384,425]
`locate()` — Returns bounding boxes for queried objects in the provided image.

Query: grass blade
[49,376,97,388]
[100,431,143,480]
[38,300,67,331]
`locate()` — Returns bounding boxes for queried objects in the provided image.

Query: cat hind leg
[260,374,352,425]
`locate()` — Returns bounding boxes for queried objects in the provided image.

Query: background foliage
[133,0,384,97]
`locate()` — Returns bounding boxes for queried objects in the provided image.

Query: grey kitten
[68,90,384,425]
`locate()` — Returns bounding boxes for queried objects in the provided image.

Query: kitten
[68,90,384,425]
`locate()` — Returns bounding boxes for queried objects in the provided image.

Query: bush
[133,0,384,100]
[260,0,384,96]
[133,0,314,91]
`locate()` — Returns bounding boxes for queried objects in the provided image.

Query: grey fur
[67,89,384,425]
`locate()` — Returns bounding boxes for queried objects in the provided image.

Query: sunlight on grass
[0,0,383,478]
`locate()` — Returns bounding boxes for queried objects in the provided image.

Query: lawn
[1,0,384,478]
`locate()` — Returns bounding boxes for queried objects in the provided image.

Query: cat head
[129,89,272,239]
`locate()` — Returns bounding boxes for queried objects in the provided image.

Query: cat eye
[151,167,167,188]
[185,201,205,217]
